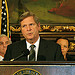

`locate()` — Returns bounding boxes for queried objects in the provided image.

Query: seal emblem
[13,68,41,75]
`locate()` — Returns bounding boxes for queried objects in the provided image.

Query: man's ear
[38,22,40,30]
[38,22,40,27]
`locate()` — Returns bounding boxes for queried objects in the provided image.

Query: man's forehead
[0,36,9,41]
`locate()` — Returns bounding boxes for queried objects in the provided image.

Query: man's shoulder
[41,38,58,45]
[8,39,26,47]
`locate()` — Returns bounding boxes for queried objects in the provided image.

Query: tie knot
[30,45,35,49]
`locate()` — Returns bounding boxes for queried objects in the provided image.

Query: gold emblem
[13,68,41,75]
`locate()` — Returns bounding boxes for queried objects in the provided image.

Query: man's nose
[3,43,7,48]
[61,46,64,50]
[27,25,31,31]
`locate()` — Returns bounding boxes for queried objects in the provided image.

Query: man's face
[0,36,10,55]
[20,16,40,42]
[57,39,69,56]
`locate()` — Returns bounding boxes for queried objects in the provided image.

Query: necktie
[29,45,35,61]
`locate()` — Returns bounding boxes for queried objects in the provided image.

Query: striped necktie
[29,45,35,61]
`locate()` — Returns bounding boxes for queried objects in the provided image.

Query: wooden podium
[0,61,75,75]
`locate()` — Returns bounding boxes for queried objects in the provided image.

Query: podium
[0,61,75,75]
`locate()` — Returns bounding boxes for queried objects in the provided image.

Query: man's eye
[23,25,26,27]
[21,25,26,28]
[0,42,3,45]
[30,23,34,26]
[6,41,9,44]
[64,45,67,48]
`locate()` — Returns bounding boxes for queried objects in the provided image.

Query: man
[56,37,69,61]
[4,11,64,61]
[0,34,12,61]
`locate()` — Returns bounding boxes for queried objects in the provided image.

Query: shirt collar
[0,55,4,61]
[26,37,40,50]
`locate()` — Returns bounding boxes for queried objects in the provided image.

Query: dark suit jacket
[4,38,64,61]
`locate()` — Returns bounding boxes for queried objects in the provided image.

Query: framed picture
[7,0,75,24]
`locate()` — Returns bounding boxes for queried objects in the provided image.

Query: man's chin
[27,38,33,40]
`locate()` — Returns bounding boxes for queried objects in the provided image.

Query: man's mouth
[28,33,33,36]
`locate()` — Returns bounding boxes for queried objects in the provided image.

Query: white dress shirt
[26,37,40,61]
[0,55,4,61]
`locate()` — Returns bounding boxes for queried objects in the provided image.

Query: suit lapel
[20,39,27,51]
[18,39,28,61]
[38,38,48,61]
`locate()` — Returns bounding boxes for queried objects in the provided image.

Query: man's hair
[20,11,39,24]
[0,34,12,44]
[56,37,70,47]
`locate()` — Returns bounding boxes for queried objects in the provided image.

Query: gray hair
[0,34,12,44]
[20,11,39,25]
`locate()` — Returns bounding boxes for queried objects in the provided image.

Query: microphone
[10,49,30,61]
